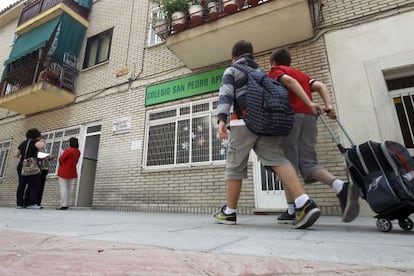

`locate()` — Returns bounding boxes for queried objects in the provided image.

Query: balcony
[0,57,78,115]
[15,0,90,35]
[0,1,88,115]
[164,0,317,69]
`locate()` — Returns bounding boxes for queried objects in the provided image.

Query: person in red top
[56,137,81,210]
[268,48,360,223]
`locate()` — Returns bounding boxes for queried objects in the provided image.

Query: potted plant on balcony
[246,0,259,7]
[205,0,221,21]
[223,0,244,14]
[188,0,205,26]
[152,0,189,32]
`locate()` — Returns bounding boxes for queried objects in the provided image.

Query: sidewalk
[0,207,413,275]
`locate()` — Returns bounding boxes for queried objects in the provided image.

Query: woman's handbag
[21,139,41,176]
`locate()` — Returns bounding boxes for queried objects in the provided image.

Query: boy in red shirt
[213,41,322,229]
[268,48,360,223]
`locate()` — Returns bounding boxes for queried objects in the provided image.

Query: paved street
[0,207,413,275]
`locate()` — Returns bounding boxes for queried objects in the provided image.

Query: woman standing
[36,141,53,208]
[14,128,45,209]
[56,137,81,210]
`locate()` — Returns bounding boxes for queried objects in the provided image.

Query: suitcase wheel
[398,218,413,231]
[376,218,392,232]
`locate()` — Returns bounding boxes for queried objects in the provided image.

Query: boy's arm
[279,74,319,116]
[311,81,336,119]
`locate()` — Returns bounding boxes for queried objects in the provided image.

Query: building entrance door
[76,124,101,208]
[252,152,287,211]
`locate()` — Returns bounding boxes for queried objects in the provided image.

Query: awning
[74,0,92,10]
[3,16,61,66]
[51,13,86,62]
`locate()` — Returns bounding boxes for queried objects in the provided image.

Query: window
[83,28,113,69]
[0,140,11,178]
[144,99,227,168]
[147,8,165,46]
[385,68,414,149]
[42,126,81,174]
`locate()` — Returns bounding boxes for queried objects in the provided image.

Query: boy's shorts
[281,113,323,183]
[225,125,290,179]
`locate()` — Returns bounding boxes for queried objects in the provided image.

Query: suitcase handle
[318,112,355,153]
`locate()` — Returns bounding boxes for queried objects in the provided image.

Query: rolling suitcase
[319,115,414,232]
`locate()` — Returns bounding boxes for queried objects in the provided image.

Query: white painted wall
[0,18,17,78]
[325,11,414,147]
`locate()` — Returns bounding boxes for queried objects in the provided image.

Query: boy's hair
[232,40,253,58]
[25,128,41,139]
[69,137,79,148]
[270,48,291,66]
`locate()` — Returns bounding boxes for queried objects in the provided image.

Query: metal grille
[146,99,226,167]
[193,103,209,113]
[180,106,190,115]
[0,140,11,178]
[149,109,177,121]
[386,72,414,149]
[42,126,81,174]
[260,165,283,191]
[393,92,414,148]
[147,123,175,166]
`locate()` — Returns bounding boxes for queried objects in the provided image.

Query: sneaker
[16,205,25,209]
[56,206,69,210]
[212,205,237,225]
[293,199,320,229]
[26,204,42,209]
[277,210,295,224]
[337,182,360,223]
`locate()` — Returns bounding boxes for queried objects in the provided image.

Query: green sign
[145,67,226,106]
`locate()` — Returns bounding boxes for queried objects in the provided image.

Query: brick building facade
[0,0,413,216]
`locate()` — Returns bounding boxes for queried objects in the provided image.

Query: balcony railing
[18,0,89,26]
[154,0,321,40]
[154,0,264,39]
[1,57,78,97]
[162,0,317,69]
[2,62,38,96]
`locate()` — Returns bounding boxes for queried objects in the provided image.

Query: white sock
[331,179,344,194]
[294,194,310,209]
[287,203,295,215]
[224,206,236,214]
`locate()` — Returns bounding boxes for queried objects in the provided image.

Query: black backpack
[345,140,414,213]
[232,63,294,137]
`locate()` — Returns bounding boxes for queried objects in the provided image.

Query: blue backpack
[232,63,294,136]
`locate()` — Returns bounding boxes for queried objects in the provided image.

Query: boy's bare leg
[273,164,320,229]
[310,169,335,185]
[284,168,335,206]
[310,169,360,222]
[280,168,359,223]
[226,179,242,209]
[272,165,304,198]
[212,179,241,225]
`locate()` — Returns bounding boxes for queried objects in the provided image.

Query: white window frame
[147,7,165,46]
[42,126,82,175]
[144,98,227,170]
[0,139,12,178]
[83,28,113,69]
[388,87,414,152]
